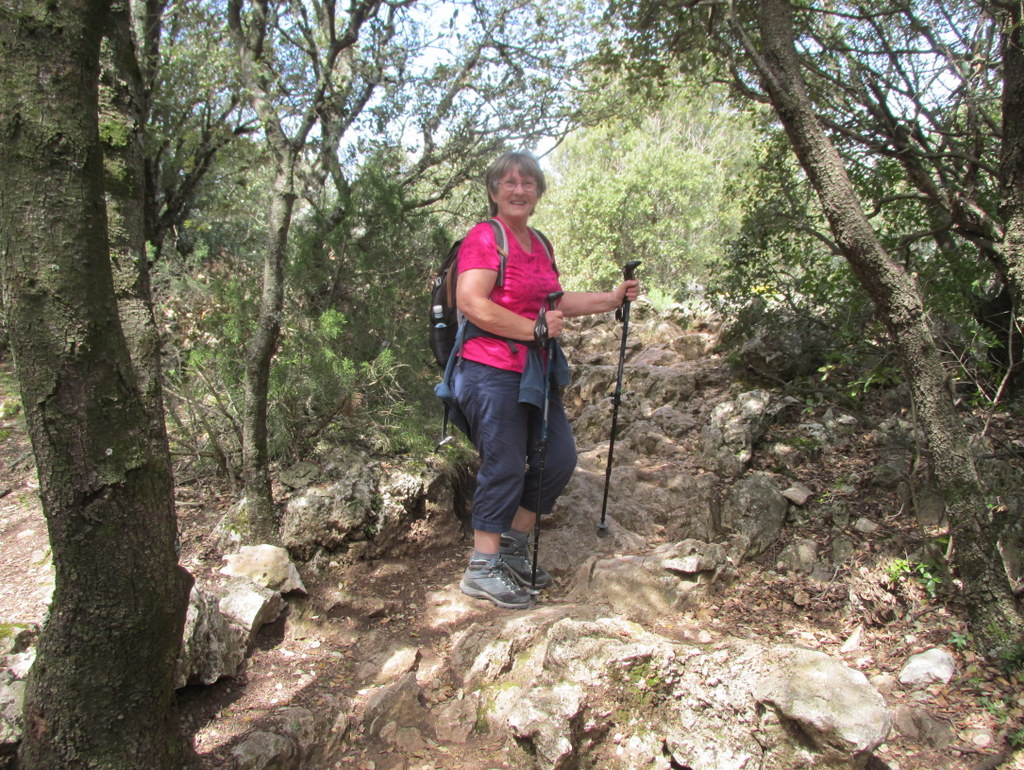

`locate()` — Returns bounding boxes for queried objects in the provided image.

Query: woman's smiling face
[490,165,539,222]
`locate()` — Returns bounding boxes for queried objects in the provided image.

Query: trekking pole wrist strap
[533,307,549,345]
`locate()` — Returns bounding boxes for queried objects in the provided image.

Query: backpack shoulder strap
[487,218,509,287]
[529,227,558,275]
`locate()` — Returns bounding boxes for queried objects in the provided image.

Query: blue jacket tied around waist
[435,323,570,443]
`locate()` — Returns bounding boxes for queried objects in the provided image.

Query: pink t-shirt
[457,219,561,373]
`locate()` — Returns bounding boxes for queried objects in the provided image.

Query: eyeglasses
[499,179,537,192]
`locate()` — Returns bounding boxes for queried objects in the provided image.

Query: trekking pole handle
[616,262,640,322]
[534,292,564,345]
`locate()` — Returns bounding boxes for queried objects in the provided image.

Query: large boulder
[701,390,773,477]
[721,302,832,381]
[280,456,462,563]
[753,647,893,768]
[176,584,248,689]
[280,454,379,560]
[719,473,789,556]
[451,614,890,770]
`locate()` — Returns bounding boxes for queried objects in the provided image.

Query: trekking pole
[598,260,641,535]
[532,290,564,592]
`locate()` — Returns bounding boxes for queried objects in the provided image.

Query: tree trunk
[999,0,1024,314]
[101,0,169,439]
[750,0,1023,654]
[0,0,195,766]
[240,161,296,542]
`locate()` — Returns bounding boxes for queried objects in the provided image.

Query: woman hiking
[453,151,639,609]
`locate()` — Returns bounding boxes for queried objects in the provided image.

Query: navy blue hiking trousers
[452,359,578,533]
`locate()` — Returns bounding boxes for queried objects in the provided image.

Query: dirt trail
[2,351,1022,769]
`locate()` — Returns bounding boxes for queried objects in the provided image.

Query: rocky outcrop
[441,613,891,770]
[279,455,464,564]
[176,584,248,689]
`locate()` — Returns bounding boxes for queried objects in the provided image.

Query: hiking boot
[460,558,533,609]
[500,533,552,589]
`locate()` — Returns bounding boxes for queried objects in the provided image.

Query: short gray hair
[485,152,546,217]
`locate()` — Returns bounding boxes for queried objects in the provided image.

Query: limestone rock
[776,538,818,574]
[176,583,248,688]
[782,482,814,506]
[356,644,420,686]
[218,578,284,645]
[226,705,339,770]
[221,544,307,595]
[229,730,297,770]
[362,672,429,739]
[893,705,955,748]
[0,669,25,749]
[719,473,788,556]
[507,683,586,769]
[432,697,478,744]
[567,539,738,625]
[446,613,891,770]
[755,647,892,766]
[701,390,773,477]
[279,457,377,560]
[898,648,956,688]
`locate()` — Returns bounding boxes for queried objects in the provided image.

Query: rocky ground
[2,318,1024,769]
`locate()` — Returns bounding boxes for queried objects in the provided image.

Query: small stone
[839,625,863,654]
[869,674,898,695]
[782,483,814,506]
[965,727,995,748]
[793,589,811,606]
[899,648,956,688]
[854,517,879,534]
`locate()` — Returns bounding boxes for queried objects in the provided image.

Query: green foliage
[98,118,130,149]
[885,558,943,599]
[608,658,680,724]
[947,630,971,652]
[997,641,1024,677]
[1010,726,1024,750]
[155,133,488,473]
[608,0,1018,400]
[818,353,903,401]
[0,622,28,641]
[144,0,255,259]
[709,129,874,340]
[536,76,760,297]
[645,286,679,313]
[0,394,21,420]
[170,135,271,262]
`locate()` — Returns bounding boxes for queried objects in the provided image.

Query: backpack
[428,218,554,369]
[430,219,555,445]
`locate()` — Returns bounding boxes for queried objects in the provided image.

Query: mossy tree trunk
[748,0,1023,654]
[239,159,296,542]
[0,0,195,765]
[100,0,169,441]
[999,0,1024,317]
